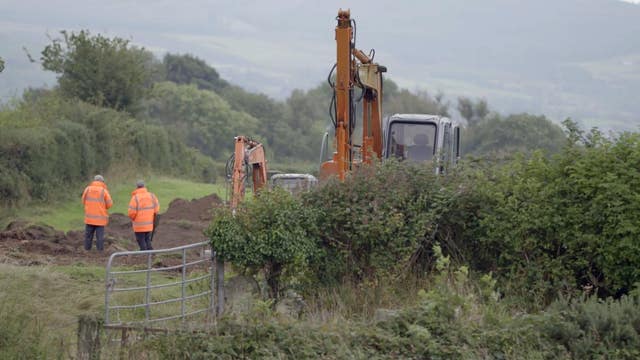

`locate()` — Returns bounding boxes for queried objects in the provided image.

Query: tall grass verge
[0,264,106,358]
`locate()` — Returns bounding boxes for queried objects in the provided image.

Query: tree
[40,30,153,112]
[463,113,566,156]
[0,56,4,73]
[457,97,474,122]
[219,84,326,161]
[383,78,450,117]
[457,96,490,125]
[142,82,259,159]
[474,99,489,120]
[163,53,228,91]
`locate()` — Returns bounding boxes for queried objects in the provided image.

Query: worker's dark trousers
[135,232,153,251]
[84,224,105,251]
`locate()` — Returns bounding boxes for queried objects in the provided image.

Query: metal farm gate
[77,242,227,359]
[104,241,224,328]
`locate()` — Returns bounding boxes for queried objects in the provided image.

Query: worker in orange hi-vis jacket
[128,180,160,251]
[81,175,113,251]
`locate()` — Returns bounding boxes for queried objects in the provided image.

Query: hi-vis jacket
[81,181,113,226]
[128,187,160,232]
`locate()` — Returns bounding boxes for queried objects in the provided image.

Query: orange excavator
[320,9,386,181]
[320,9,461,180]
[226,136,268,211]
[217,136,268,316]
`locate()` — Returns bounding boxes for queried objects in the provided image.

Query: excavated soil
[0,194,223,266]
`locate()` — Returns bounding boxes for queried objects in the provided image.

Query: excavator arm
[358,54,385,165]
[320,9,461,180]
[320,9,386,181]
[230,136,268,210]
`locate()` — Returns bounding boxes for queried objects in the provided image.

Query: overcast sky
[1,0,639,130]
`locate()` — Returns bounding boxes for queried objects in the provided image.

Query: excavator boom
[320,9,386,181]
[230,136,268,210]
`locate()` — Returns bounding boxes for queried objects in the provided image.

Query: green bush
[472,124,640,301]
[463,113,566,156]
[0,126,74,202]
[207,188,318,296]
[303,160,472,284]
[542,295,640,359]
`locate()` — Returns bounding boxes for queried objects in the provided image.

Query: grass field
[4,177,227,232]
[0,261,209,358]
[0,263,106,358]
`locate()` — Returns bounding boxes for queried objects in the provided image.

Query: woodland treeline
[1,30,565,207]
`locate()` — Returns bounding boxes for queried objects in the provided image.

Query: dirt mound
[0,193,225,266]
[162,194,222,222]
[0,221,66,243]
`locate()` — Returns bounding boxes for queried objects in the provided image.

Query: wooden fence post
[77,315,102,360]
[216,256,225,316]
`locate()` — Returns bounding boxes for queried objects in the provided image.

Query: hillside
[1,9,640,357]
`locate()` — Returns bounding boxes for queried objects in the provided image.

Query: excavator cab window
[388,122,437,162]
[272,174,318,195]
[389,131,405,160]
[453,126,461,163]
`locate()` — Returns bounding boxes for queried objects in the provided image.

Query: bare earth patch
[0,194,222,266]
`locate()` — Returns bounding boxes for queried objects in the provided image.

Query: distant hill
[0,0,638,131]
[367,0,640,131]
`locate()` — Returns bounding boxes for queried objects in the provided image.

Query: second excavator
[227,136,268,212]
[226,136,318,208]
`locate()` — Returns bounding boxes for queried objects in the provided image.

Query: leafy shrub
[542,295,640,359]
[303,160,473,284]
[472,123,640,300]
[208,122,640,305]
[145,255,567,359]
[148,252,640,359]
[143,238,640,359]
[207,188,318,296]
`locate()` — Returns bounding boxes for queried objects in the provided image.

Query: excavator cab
[384,114,460,172]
